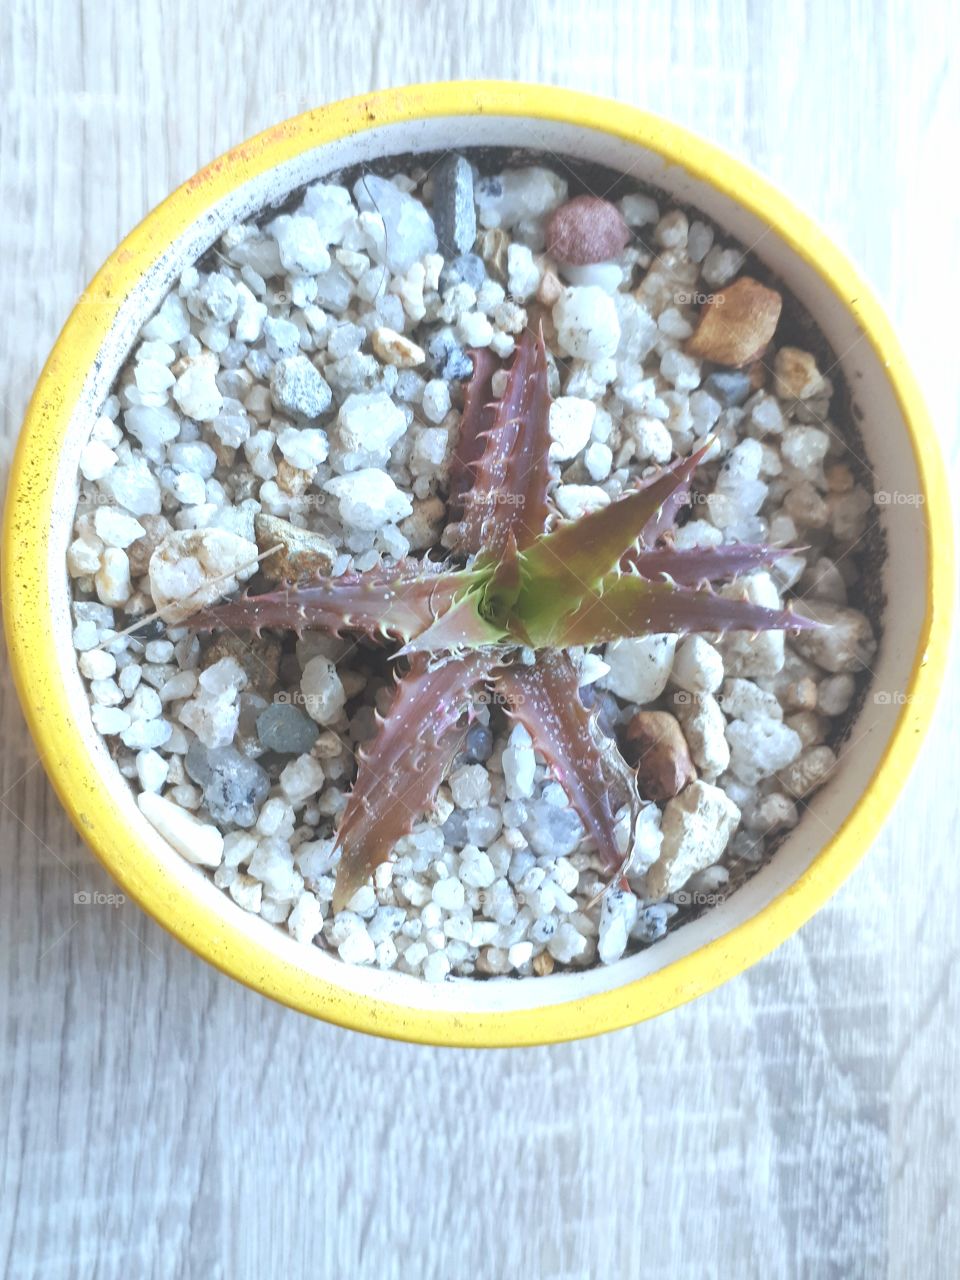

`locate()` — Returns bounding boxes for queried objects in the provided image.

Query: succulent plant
[190,329,813,910]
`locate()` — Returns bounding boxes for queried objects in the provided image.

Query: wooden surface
[1,2,957,1276]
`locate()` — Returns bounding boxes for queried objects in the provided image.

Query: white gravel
[67,155,879,981]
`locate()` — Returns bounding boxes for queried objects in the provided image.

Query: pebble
[279,754,325,805]
[598,888,639,964]
[502,724,536,800]
[353,174,438,273]
[791,602,877,672]
[546,195,630,265]
[337,390,408,462]
[673,693,730,777]
[670,636,724,695]
[644,781,740,898]
[256,702,320,754]
[449,764,492,810]
[778,745,837,797]
[254,513,336,583]
[553,485,610,519]
[138,791,224,867]
[276,426,328,470]
[270,355,332,421]
[102,458,162,516]
[773,347,824,400]
[148,528,259,624]
[726,718,803,786]
[686,277,782,367]
[703,369,753,408]
[440,253,487,292]
[95,548,131,606]
[475,166,567,231]
[323,468,412,530]
[173,363,223,422]
[288,892,324,944]
[549,396,596,460]
[371,326,425,368]
[269,214,331,275]
[622,710,697,802]
[600,634,677,705]
[79,439,118,481]
[300,656,346,725]
[185,741,270,827]
[431,153,477,256]
[553,286,621,359]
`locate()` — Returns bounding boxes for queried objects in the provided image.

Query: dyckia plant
[191,329,812,911]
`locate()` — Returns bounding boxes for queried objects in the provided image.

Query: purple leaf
[626,542,800,585]
[549,574,819,647]
[494,651,639,875]
[188,559,478,644]
[449,328,553,554]
[331,651,496,910]
[447,347,499,514]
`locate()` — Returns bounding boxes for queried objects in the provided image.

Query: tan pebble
[371,326,426,368]
[275,458,314,497]
[686,276,783,367]
[536,270,564,308]
[773,346,825,400]
[533,951,555,977]
[478,227,510,283]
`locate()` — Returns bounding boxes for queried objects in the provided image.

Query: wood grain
[1,2,957,1276]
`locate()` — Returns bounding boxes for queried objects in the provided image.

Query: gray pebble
[256,702,320,755]
[185,741,270,828]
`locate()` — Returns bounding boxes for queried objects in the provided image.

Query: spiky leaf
[331,652,496,911]
[627,542,798,585]
[494,651,639,874]
[537,573,818,648]
[447,347,499,513]
[449,328,553,554]
[188,560,480,644]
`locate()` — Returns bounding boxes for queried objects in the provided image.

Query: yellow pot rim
[3,82,953,1047]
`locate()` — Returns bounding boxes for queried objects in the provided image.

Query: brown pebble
[533,951,555,977]
[685,276,783,367]
[254,513,337,583]
[622,710,697,802]
[773,346,824,400]
[546,195,631,266]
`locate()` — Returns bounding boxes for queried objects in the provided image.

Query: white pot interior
[47,112,926,1017]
